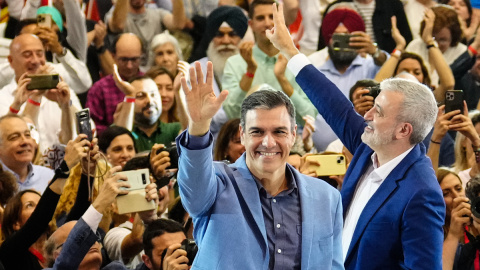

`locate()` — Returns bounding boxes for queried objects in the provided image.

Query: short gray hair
[380,78,437,145]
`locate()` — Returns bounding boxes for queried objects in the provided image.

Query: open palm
[181,62,228,129]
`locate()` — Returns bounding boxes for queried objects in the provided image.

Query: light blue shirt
[222,45,317,126]
[1,160,54,194]
[312,54,383,151]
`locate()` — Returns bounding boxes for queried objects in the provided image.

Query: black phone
[444,90,464,115]
[331,33,355,51]
[75,109,93,141]
[26,74,59,90]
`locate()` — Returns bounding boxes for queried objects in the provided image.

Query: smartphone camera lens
[141,173,146,184]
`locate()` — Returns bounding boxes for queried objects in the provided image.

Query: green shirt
[132,121,182,152]
[222,45,317,126]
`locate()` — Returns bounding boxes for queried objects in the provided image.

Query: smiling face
[132,78,162,126]
[0,117,36,169]
[106,134,136,168]
[153,73,174,113]
[361,91,404,149]
[240,106,296,179]
[8,34,46,81]
[153,43,179,75]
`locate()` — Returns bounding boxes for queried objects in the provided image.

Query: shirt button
[277,249,282,254]
[276,224,281,229]
[273,199,277,203]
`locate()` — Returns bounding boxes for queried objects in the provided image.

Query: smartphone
[115,169,156,214]
[37,14,52,28]
[331,33,355,51]
[155,144,178,169]
[75,109,93,141]
[26,74,59,90]
[305,154,347,176]
[444,90,464,114]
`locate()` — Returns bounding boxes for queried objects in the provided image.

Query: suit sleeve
[401,185,445,269]
[52,218,98,270]
[289,54,366,154]
[332,192,344,270]
[176,130,226,217]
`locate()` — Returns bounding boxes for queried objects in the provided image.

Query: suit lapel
[341,146,374,217]
[345,144,423,261]
[231,155,268,247]
[294,168,315,268]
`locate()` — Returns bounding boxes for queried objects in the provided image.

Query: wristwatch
[55,160,70,179]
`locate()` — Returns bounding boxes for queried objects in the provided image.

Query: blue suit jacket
[295,63,445,270]
[176,132,344,270]
[49,218,127,270]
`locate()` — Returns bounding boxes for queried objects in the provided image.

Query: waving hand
[181,61,228,136]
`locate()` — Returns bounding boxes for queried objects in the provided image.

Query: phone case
[305,154,347,176]
[75,109,93,141]
[115,169,156,214]
[26,74,59,90]
[445,90,464,114]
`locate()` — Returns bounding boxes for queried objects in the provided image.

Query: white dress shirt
[342,147,413,260]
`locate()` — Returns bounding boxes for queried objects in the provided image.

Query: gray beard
[206,42,239,81]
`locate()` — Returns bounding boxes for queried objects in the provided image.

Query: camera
[465,176,480,218]
[364,85,381,100]
[156,144,178,170]
[161,238,198,266]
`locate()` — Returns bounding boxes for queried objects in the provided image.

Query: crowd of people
[0,0,480,269]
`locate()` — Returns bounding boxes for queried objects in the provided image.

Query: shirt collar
[252,45,278,65]
[370,146,414,182]
[252,165,298,198]
[0,159,34,183]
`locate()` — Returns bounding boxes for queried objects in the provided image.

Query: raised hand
[240,42,257,72]
[449,101,480,147]
[421,9,436,45]
[113,64,135,96]
[181,61,228,136]
[352,88,374,116]
[391,16,406,51]
[349,31,376,55]
[265,3,299,60]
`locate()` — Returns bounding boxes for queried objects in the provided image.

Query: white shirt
[0,78,82,154]
[342,147,413,260]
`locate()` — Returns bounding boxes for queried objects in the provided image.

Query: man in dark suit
[267,3,445,270]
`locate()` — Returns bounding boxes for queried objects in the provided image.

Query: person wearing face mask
[307,4,388,152]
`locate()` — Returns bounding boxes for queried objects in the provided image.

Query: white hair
[149,30,183,67]
[380,78,437,145]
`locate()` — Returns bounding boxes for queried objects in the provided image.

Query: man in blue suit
[266,4,445,270]
[177,61,344,269]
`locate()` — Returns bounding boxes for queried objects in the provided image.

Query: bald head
[8,34,45,81]
[44,221,77,267]
[114,33,143,80]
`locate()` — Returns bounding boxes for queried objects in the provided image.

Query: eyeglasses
[117,57,141,64]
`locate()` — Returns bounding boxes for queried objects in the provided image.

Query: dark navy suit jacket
[294,61,445,270]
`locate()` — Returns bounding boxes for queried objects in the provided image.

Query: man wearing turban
[307,5,389,152]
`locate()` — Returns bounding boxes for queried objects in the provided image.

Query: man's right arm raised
[176,62,229,217]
